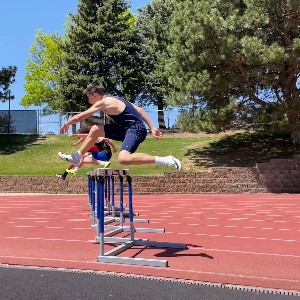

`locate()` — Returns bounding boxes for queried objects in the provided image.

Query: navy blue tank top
[106,96,145,129]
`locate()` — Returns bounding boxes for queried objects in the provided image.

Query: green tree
[165,0,300,133]
[60,0,142,113]
[21,30,64,114]
[0,66,17,103]
[136,0,174,129]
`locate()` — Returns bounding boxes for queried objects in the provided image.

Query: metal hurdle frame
[88,171,165,239]
[88,173,143,223]
[88,168,187,268]
[91,176,151,230]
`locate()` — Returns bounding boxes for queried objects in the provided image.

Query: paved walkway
[0,265,298,300]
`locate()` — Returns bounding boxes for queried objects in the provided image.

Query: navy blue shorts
[92,151,111,161]
[104,123,147,153]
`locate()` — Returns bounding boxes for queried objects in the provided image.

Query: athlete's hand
[60,123,69,134]
[152,128,163,139]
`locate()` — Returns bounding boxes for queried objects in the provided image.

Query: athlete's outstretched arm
[131,103,163,139]
[60,103,103,134]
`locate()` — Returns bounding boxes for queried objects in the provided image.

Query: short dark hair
[85,82,106,95]
[77,126,91,134]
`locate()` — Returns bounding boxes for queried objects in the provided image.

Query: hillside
[0,131,299,176]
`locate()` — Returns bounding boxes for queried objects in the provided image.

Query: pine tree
[136,0,175,128]
[60,0,142,113]
[0,66,17,103]
[165,0,300,133]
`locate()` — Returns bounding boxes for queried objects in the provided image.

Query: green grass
[1,131,299,176]
[0,134,215,176]
[187,131,300,168]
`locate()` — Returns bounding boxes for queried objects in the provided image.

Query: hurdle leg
[106,176,111,214]
[111,176,116,218]
[127,175,135,241]
[90,177,96,225]
[96,176,105,256]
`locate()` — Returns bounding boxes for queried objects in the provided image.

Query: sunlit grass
[1,131,298,176]
[0,134,216,176]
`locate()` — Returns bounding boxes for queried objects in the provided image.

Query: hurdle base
[91,217,149,229]
[98,255,168,268]
[93,225,165,234]
[97,239,187,267]
[95,225,165,243]
[102,225,165,233]
[102,237,149,243]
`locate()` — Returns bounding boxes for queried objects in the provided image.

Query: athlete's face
[87,93,98,105]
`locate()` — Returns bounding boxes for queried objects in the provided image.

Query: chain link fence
[38,109,181,135]
[0,110,38,134]
[0,109,182,135]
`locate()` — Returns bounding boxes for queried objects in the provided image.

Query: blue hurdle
[89,174,149,230]
[88,168,187,268]
[89,173,161,239]
[89,168,165,242]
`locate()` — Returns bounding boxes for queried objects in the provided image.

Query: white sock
[72,151,82,161]
[73,167,79,173]
[155,156,170,166]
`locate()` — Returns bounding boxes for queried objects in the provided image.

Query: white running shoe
[58,152,73,162]
[56,174,66,180]
[58,152,80,167]
[166,156,182,171]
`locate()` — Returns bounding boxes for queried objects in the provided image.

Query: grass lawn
[0,131,299,176]
[0,133,215,176]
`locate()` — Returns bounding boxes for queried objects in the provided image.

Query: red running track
[0,193,299,291]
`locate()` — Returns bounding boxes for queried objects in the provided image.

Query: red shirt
[88,145,100,152]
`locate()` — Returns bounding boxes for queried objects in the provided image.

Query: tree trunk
[72,124,77,134]
[286,96,300,143]
[157,96,166,129]
[291,131,300,144]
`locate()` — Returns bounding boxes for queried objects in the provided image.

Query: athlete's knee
[118,151,132,165]
[89,125,102,137]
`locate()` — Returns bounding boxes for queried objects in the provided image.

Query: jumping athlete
[56,126,117,180]
[58,82,182,171]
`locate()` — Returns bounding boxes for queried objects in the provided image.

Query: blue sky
[0,0,149,114]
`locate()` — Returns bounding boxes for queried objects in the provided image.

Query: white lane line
[122,221,299,232]
[3,236,90,242]
[198,247,300,258]
[166,232,300,243]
